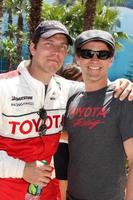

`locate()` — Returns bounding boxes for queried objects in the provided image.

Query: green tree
[42,0,128,41]
[1,0,28,70]
[0,0,129,72]
[42,1,85,37]
[0,37,17,71]
[12,0,28,63]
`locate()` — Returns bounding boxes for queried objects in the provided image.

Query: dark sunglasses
[78,49,112,60]
[38,108,47,136]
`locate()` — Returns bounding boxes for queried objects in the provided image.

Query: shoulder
[54,74,78,84]
[67,91,83,106]
[0,70,21,92]
[54,74,84,90]
[0,70,20,80]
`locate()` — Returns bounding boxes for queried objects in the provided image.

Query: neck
[28,64,52,85]
[85,79,108,92]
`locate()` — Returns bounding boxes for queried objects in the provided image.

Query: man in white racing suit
[0,20,133,200]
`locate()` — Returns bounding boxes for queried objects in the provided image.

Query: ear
[75,55,81,66]
[108,57,114,68]
[29,42,36,56]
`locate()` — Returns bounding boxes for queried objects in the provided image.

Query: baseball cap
[32,20,73,45]
[75,29,115,51]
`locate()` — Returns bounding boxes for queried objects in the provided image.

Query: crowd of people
[0,20,133,200]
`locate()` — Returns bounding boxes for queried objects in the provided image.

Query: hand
[23,161,53,187]
[113,78,133,101]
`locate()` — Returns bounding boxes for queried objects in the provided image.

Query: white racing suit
[0,60,84,200]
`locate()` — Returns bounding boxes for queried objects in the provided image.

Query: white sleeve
[0,150,25,178]
[0,83,25,178]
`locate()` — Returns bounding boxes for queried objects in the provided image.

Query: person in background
[54,30,133,200]
[59,64,83,82]
[0,19,132,200]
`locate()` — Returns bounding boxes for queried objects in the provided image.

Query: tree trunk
[83,0,96,30]
[0,0,3,34]
[28,0,43,40]
[16,12,23,65]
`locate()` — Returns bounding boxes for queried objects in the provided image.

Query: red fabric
[0,134,60,162]
[0,178,61,200]
[40,179,61,200]
[0,134,61,200]
[0,179,28,200]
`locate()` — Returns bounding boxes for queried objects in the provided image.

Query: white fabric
[0,151,25,178]
[0,60,84,178]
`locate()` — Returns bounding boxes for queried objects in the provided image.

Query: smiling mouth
[88,66,102,70]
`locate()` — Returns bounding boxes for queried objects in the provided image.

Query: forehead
[81,40,109,50]
[43,33,68,43]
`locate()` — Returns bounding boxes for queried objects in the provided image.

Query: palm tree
[0,0,3,18]
[42,1,85,38]
[83,0,96,30]
[16,3,23,63]
[95,0,119,31]
[28,0,43,40]
[0,0,4,35]
[2,0,28,69]
[13,0,28,63]
[0,0,3,20]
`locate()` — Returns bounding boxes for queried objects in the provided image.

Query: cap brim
[77,37,115,50]
[41,30,73,45]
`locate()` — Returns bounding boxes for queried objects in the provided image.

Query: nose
[91,53,99,61]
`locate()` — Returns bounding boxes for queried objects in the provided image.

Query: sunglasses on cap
[78,49,112,60]
[38,108,47,136]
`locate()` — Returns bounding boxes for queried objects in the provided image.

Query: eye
[60,44,68,51]
[45,42,53,47]
[98,51,111,59]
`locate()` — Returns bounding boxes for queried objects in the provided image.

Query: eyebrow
[42,38,68,44]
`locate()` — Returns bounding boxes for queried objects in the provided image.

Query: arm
[0,150,52,187]
[113,78,133,101]
[54,131,69,200]
[123,138,133,200]
[59,180,68,200]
